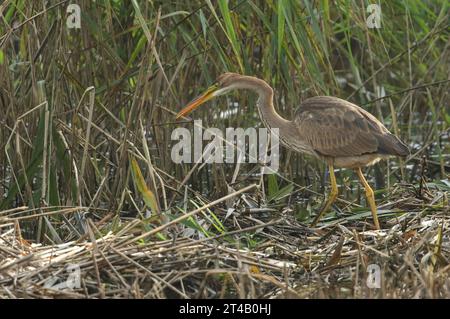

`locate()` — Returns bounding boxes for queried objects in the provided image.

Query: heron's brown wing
[294,96,387,157]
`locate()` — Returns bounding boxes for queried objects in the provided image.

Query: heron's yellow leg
[311,164,338,227]
[356,167,381,230]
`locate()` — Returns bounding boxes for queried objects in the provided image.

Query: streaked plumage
[294,96,409,167]
[176,73,409,229]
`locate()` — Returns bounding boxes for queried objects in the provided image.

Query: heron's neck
[238,77,293,134]
[256,86,291,132]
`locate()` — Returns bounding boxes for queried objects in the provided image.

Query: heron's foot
[310,190,338,227]
[355,167,381,230]
[311,163,338,228]
[365,188,381,230]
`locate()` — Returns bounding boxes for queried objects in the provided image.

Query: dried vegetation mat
[0,182,449,299]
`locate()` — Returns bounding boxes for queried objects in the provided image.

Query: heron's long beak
[176,85,218,119]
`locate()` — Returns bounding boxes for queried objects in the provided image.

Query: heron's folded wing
[294,97,381,157]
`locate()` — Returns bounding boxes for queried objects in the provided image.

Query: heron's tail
[377,133,409,157]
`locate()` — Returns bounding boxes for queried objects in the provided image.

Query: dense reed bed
[0,0,448,298]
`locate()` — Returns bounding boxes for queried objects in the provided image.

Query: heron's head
[176,72,242,119]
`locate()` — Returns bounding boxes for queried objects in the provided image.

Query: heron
[176,73,409,229]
